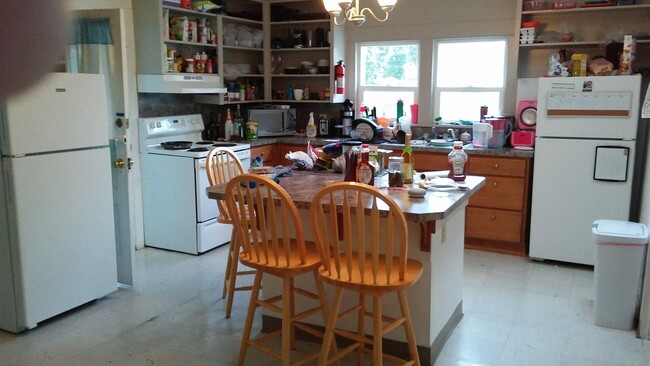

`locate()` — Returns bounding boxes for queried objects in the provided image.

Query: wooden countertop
[207,170,485,223]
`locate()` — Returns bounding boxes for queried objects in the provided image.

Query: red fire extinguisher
[335,60,345,95]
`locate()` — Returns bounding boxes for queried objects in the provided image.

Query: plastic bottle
[224,108,233,141]
[356,144,374,186]
[305,112,317,138]
[402,134,414,184]
[397,99,404,119]
[448,141,468,181]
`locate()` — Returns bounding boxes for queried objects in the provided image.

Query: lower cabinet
[251,144,276,166]
[465,156,532,256]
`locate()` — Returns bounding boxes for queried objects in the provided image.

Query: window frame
[355,40,420,118]
[433,36,508,122]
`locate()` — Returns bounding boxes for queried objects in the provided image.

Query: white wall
[341,0,519,123]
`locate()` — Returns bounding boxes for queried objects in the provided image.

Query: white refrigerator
[529,75,642,266]
[0,73,118,332]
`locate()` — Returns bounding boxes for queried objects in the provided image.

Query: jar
[388,156,404,187]
[185,58,195,73]
[165,57,174,73]
[245,122,258,140]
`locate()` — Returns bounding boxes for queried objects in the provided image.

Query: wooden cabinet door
[251,145,276,166]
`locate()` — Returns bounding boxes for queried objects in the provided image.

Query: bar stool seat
[225,174,331,366]
[206,147,254,318]
[310,182,423,366]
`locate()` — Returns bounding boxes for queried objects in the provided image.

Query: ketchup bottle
[448,141,468,181]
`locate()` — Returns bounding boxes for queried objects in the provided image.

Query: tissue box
[620,35,636,75]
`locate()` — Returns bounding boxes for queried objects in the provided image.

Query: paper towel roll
[419,170,450,180]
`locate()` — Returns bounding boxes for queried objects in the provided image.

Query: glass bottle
[224,108,233,141]
[356,144,374,186]
[448,141,468,181]
[388,156,404,188]
[402,134,414,184]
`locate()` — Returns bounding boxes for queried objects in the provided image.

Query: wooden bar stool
[310,182,423,366]
[206,147,254,318]
[224,174,330,366]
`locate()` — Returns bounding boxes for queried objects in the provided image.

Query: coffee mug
[293,89,304,100]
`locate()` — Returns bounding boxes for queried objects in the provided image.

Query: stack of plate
[430,139,452,147]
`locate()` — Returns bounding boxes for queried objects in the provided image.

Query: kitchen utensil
[293,88,304,100]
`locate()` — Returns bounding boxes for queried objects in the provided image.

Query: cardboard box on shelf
[620,35,636,75]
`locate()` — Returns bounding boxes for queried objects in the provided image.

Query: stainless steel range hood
[137,74,227,94]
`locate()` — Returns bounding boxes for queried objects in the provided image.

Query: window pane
[438,91,500,122]
[437,40,505,88]
[360,44,419,87]
[361,91,415,120]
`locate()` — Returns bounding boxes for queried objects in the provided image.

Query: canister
[245,121,258,140]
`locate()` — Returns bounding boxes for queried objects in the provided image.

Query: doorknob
[114,159,125,168]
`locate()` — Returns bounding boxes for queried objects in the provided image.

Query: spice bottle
[448,141,468,181]
[388,156,404,187]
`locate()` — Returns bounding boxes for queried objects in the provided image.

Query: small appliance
[351,118,382,142]
[340,99,354,137]
[517,100,537,130]
[484,116,514,148]
[512,100,538,148]
[247,105,296,137]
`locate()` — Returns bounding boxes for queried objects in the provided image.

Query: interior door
[73,9,135,286]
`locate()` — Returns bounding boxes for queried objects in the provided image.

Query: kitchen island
[207,171,485,365]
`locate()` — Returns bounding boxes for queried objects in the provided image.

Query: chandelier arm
[359,7,389,22]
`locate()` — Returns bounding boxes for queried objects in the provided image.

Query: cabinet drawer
[466,207,522,243]
[251,145,275,165]
[468,156,526,177]
[469,176,525,211]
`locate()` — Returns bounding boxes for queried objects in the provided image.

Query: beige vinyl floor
[0,246,648,365]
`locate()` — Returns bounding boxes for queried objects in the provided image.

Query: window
[357,42,419,120]
[434,38,507,122]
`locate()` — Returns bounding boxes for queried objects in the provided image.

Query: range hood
[137,74,226,94]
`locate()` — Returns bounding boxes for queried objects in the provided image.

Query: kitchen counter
[243,136,535,159]
[207,170,485,365]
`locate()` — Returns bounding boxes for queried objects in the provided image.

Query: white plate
[514,146,534,151]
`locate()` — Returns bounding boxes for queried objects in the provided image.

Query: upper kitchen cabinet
[196,1,265,104]
[265,0,346,104]
[133,0,225,93]
[515,0,650,78]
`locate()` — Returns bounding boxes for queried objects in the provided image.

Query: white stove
[138,114,251,255]
[139,114,250,158]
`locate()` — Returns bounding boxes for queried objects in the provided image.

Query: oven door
[196,150,251,223]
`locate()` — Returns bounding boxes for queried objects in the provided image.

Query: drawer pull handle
[491,214,496,220]
[493,163,499,170]
[493,182,498,188]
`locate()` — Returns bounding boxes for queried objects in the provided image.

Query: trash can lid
[592,220,649,245]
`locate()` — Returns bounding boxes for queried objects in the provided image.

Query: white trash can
[593,219,648,330]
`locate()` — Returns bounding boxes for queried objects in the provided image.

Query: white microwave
[248,107,296,137]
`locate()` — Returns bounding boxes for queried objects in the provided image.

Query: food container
[551,1,577,9]
[523,0,549,10]
[245,122,258,140]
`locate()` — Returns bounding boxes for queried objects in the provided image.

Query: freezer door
[1,73,110,156]
[529,138,635,265]
[3,148,117,329]
[537,75,641,139]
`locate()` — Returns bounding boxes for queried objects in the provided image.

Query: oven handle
[198,152,251,170]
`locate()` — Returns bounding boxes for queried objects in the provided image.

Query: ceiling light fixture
[323,0,398,26]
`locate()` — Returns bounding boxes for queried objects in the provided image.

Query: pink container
[410,104,418,124]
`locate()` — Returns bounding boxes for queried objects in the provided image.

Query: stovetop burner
[188,147,209,152]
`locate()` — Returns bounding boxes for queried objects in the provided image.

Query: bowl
[300,61,315,68]
[307,66,318,74]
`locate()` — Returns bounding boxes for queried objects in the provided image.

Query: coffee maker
[340,99,354,137]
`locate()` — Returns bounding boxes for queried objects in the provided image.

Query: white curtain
[68,18,115,126]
